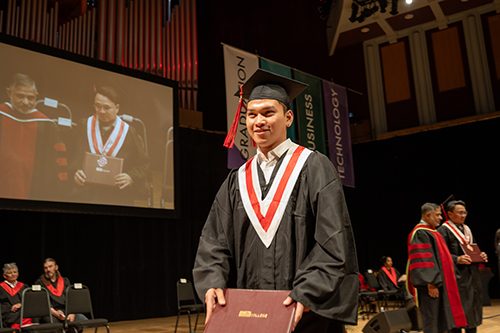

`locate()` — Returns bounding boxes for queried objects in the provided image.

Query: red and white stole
[442,220,473,245]
[238,144,312,248]
[87,115,129,157]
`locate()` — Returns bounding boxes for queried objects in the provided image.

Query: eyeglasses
[94,103,115,111]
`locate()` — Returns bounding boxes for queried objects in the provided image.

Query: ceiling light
[404,13,414,20]
[361,27,370,33]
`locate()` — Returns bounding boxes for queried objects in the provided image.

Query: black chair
[19,286,64,332]
[364,270,399,311]
[64,283,110,333]
[0,308,19,333]
[174,278,204,333]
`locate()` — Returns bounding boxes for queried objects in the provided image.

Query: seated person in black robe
[0,263,32,329]
[193,69,359,333]
[34,258,87,329]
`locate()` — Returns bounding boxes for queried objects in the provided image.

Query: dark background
[1,0,499,322]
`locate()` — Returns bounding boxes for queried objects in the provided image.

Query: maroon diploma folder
[203,289,296,333]
[460,243,485,263]
[83,152,123,186]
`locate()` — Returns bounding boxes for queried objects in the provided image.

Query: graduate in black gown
[193,69,359,332]
[377,256,403,292]
[34,258,87,328]
[438,200,488,333]
[72,85,150,207]
[406,203,467,333]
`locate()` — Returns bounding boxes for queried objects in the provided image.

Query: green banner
[292,70,327,154]
[258,58,297,142]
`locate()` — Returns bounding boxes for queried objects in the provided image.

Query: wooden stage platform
[97,298,500,332]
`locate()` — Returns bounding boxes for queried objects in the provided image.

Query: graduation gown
[438,222,483,328]
[0,102,67,201]
[193,149,359,327]
[377,267,401,292]
[0,281,29,327]
[407,224,467,331]
[70,116,150,206]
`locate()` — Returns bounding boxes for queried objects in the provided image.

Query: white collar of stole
[238,142,312,248]
[443,220,473,244]
[87,115,129,157]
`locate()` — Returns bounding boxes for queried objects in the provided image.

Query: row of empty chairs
[0,284,109,333]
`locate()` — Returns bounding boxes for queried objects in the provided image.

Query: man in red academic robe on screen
[0,73,68,201]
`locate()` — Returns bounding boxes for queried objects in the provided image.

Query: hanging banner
[293,70,327,154]
[223,44,259,168]
[323,81,355,188]
[259,59,297,142]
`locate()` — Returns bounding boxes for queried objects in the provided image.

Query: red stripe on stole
[245,146,305,232]
[409,252,433,260]
[107,120,126,156]
[91,115,100,153]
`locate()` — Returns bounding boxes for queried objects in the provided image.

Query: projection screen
[0,36,178,216]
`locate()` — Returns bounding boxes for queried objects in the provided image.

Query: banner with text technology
[323,81,355,187]
[223,44,259,168]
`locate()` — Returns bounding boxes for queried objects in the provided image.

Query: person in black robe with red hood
[407,202,467,333]
[0,263,32,329]
[193,69,359,333]
[34,258,87,328]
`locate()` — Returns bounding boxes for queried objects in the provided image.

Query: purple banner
[323,81,355,188]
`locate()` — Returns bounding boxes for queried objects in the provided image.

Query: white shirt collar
[256,139,294,163]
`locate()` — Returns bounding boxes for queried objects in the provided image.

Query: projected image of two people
[0,72,174,209]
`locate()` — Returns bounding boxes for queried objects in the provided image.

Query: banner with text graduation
[223,44,259,168]
[293,70,327,155]
[259,58,298,142]
[323,81,355,187]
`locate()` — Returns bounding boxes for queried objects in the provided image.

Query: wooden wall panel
[431,27,466,92]
[380,41,411,104]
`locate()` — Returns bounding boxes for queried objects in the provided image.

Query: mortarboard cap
[223,69,308,149]
[237,69,308,109]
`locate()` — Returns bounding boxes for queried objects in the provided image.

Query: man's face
[448,204,467,225]
[7,84,38,113]
[94,93,119,125]
[3,269,18,283]
[246,99,293,155]
[427,208,443,228]
[43,261,58,280]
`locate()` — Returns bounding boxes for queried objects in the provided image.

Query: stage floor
[101,298,500,333]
